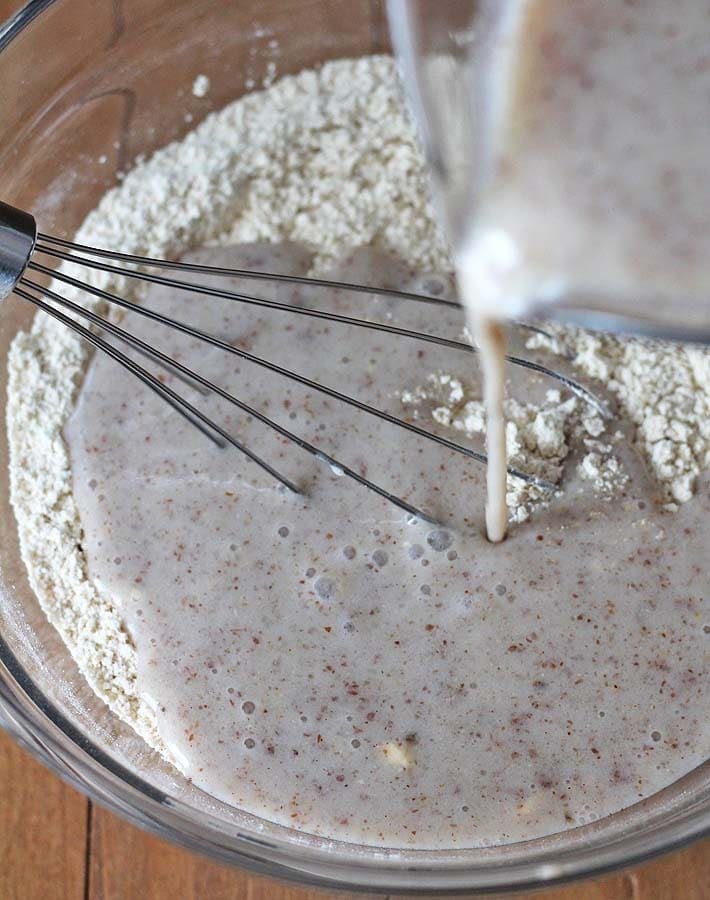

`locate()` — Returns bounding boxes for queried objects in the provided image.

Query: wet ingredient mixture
[458,0,710,327]
[7,56,709,849]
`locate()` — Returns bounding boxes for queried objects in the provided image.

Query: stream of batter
[63,244,708,848]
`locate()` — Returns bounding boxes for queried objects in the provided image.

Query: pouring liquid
[473,317,508,543]
[451,0,710,540]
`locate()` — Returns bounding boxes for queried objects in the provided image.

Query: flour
[527,326,710,507]
[191,74,211,98]
[400,374,626,523]
[6,56,447,754]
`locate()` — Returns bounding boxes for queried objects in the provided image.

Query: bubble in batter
[427,530,453,552]
[371,550,389,567]
[314,576,337,601]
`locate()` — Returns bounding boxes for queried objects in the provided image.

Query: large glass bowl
[0,0,707,893]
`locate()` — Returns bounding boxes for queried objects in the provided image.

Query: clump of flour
[401,373,627,523]
[527,326,710,507]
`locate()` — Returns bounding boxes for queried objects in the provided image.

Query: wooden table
[0,728,706,899]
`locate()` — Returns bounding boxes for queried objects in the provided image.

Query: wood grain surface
[0,0,707,898]
[0,730,706,900]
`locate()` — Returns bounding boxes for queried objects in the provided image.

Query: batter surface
[61,243,708,847]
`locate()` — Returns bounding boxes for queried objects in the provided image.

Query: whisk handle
[0,201,36,301]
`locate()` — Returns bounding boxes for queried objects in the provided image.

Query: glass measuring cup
[387,0,710,342]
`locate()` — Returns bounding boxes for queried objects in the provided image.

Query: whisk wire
[29,260,556,488]
[37,233,462,309]
[33,245,609,418]
[0,197,613,520]
[14,285,313,485]
[18,278,442,524]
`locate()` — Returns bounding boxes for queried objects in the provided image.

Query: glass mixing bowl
[0,0,707,893]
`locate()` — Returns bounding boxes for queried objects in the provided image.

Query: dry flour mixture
[7,57,709,848]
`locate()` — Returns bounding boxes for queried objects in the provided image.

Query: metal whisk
[0,200,608,524]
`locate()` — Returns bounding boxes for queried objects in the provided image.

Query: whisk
[0,199,608,524]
